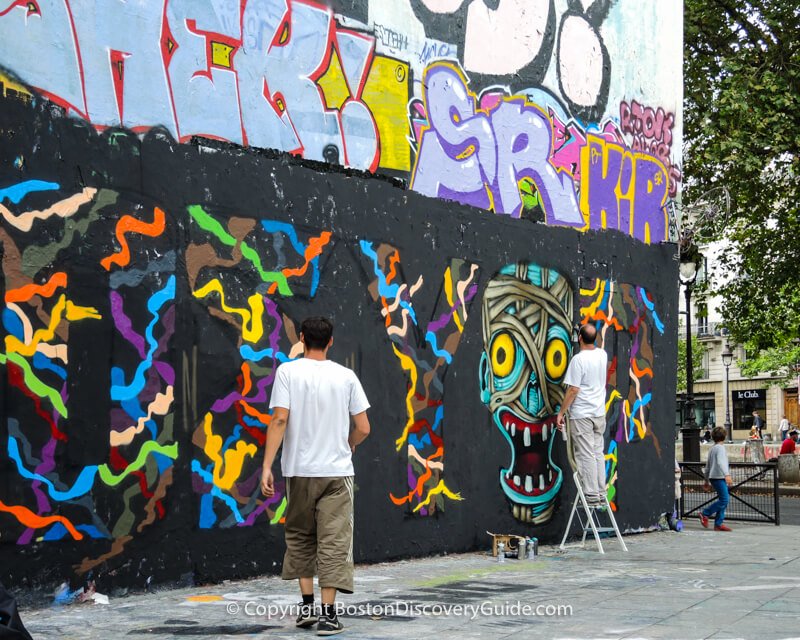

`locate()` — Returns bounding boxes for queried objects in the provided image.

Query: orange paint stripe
[101,207,166,271]
[380,296,391,327]
[241,400,271,425]
[240,363,253,396]
[5,272,68,303]
[386,250,400,284]
[631,358,654,379]
[582,310,624,331]
[0,499,84,540]
[281,232,331,279]
[388,447,444,506]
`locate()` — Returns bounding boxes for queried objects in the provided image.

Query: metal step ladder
[558,416,627,554]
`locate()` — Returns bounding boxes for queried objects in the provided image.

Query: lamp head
[721,343,733,367]
[678,238,702,285]
[679,260,698,283]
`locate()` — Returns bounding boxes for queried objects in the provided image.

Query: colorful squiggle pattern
[359,240,479,515]
[0,181,178,573]
[189,207,331,528]
[579,279,665,510]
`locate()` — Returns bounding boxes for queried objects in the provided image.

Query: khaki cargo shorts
[282,476,354,593]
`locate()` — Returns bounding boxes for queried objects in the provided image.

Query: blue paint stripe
[111,276,175,401]
[425,331,452,364]
[192,460,245,525]
[0,180,59,204]
[239,345,292,363]
[8,436,97,501]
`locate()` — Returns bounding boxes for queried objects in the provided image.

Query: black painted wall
[0,93,677,595]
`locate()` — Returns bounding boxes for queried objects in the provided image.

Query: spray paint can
[497,541,506,563]
[526,537,538,559]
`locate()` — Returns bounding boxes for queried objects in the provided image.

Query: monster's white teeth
[542,424,548,440]
[510,424,516,437]
[548,469,553,482]
[539,474,546,490]
[523,427,531,447]
[504,421,510,431]
[513,475,521,487]
[524,475,533,493]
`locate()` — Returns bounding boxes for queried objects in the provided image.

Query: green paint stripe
[188,205,292,295]
[98,441,179,486]
[270,497,287,524]
[4,352,68,417]
[188,205,236,246]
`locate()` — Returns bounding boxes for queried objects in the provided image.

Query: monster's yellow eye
[491,333,515,378]
[545,339,568,380]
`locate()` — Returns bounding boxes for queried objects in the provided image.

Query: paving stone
[14,520,800,639]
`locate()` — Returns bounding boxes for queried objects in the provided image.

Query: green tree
[739,342,800,386]
[677,336,706,394]
[683,1,800,353]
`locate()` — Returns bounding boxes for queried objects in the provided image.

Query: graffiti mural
[0,185,179,575]
[409,62,671,242]
[579,278,666,510]
[479,263,572,524]
[0,0,410,171]
[360,241,479,515]
[408,0,613,119]
[0,0,680,245]
[0,0,680,596]
[188,206,332,529]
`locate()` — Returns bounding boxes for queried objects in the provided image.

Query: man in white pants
[556,324,608,507]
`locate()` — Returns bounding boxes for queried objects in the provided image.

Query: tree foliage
[739,342,800,386]
[684,1,800,352]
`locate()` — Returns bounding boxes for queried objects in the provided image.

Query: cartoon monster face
[479,263,573,524]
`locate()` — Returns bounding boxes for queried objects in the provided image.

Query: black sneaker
[296,602,318,628]
[317,614,344,636]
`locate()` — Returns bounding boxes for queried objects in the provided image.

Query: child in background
[700,426,733,532]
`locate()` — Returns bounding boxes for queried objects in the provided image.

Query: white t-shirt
[269,358,370,477]
[563,347,608,419]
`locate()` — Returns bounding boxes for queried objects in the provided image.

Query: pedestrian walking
[752,411,764,439]
[261,316,371,636]
[556,323,608,507]
[699,426,733,532]
[780,414,790,443]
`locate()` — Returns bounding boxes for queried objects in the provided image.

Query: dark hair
[579,324,597,345]
[300,316,333,351]
[711,426,727,442]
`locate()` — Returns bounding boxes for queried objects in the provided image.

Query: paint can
[526,537,538,559]
[496,541,506,563]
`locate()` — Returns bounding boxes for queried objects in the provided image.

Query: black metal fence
[679,461,779,525]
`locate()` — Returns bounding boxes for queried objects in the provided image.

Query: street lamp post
[679,254,701,462]
[722,343,733,443]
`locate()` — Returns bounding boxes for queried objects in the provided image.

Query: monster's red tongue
[516,450,545,476]
[498,409,558,496]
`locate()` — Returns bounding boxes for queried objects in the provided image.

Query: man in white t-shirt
[261,316,370,636]
[556,324,608,507]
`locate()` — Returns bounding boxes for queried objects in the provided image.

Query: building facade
[678,244,799,441]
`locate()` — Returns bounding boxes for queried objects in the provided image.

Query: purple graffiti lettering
[412,63,583,226]
[581,135,668,243]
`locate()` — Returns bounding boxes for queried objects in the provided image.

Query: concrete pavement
[18,519,800,640]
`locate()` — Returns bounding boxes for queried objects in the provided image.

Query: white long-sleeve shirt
[704,443,730,480]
